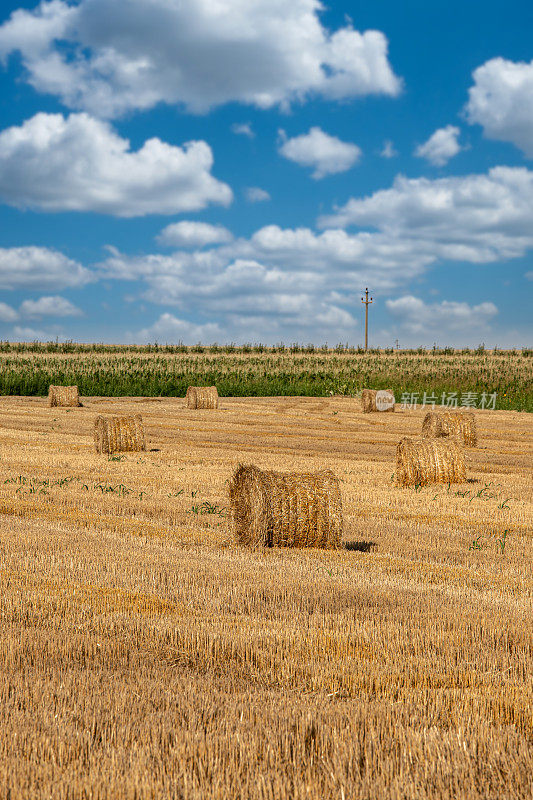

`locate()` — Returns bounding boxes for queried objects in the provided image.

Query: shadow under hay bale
[48,385,81,407]
[229,464,343,549]
[422,410,478,447]
[395,437,466,488]
[362,388,395,413]
[94,415,146,454]
[186,386,219,409]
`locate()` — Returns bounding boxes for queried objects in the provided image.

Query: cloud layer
[0,246,93,290]
[19,295,82,317]
[0,0,401,117]
[0,112,232,216]
[278,127,362,178]
[386,295,498,334]
[319,166,533,264]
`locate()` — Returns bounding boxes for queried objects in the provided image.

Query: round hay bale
[186,386,219,409]
[422,410,477,447]
[362,388,395,413]
[94,415,146,454]
[48,385,81,407]
[395,437,466,488]
[229,464,343,549]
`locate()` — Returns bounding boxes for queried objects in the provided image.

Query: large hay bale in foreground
[94,415,146,454]
[362,388,395,413]
[186,386,219,409]
[422,410,477,447]
[395,437,466,488]
[48,385,81,407]
[229,464,343,549]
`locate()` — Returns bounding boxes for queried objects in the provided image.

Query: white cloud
[11,325,66,342]
[19,295,82,317]
[94,160,533,345]
[465,58,533,157]
[386,295,498,334]
[526,271,533,280]
[0,0,401,117]
[415,125,462,166]
[100,240,362,343]
[157,221,233,248]
[245,187,271,202]
[0,302,18,322]
[0,246,93,290]
[278,127,361,178]
[318,167,533,264]
[133,313,223,344]
[380,140,397,158]
[96,189,533,344]
[0,112,232,216]
[231,122,255,139]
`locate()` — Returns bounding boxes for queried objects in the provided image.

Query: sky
[0,0,532,348]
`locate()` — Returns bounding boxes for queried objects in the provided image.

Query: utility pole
[361,288,373,350]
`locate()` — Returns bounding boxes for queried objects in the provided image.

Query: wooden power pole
[361,288,373,350]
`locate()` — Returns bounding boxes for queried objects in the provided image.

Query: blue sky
[0,0,531,347]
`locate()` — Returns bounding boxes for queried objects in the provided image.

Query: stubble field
[0,394,531,799]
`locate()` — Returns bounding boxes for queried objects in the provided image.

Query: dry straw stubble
[186,386,219,409]
[48,385,81,407]
[229,464,343,549]
[422,409,478,447]
[395,436,466,487]
[94,414,146,454]
[362,388,395,413]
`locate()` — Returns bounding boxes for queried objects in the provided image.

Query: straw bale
[186,386,219,409]
[48,385,81,407]
[395,437,466,488]
[422,410,477,447]
[94,415,146,454]
[362,388,395,413]
[229,464,343,549]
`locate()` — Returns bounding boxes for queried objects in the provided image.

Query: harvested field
[0,395,531,800]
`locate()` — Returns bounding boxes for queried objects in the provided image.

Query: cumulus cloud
[157,221,233,248]
[319,167,533,263]
[0,0,402,117]
[245,187,271,202]
[0,112,232,216]
[231,122,255,139]
[386,295,498,334]
[19,295,82,317]
[278,127,361,178]
[97,179,533,343]
[0,246,93,290]
[100,240,361,343]
[414,125,462,166]
[0,302,18,322]
[465,58,533,157]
